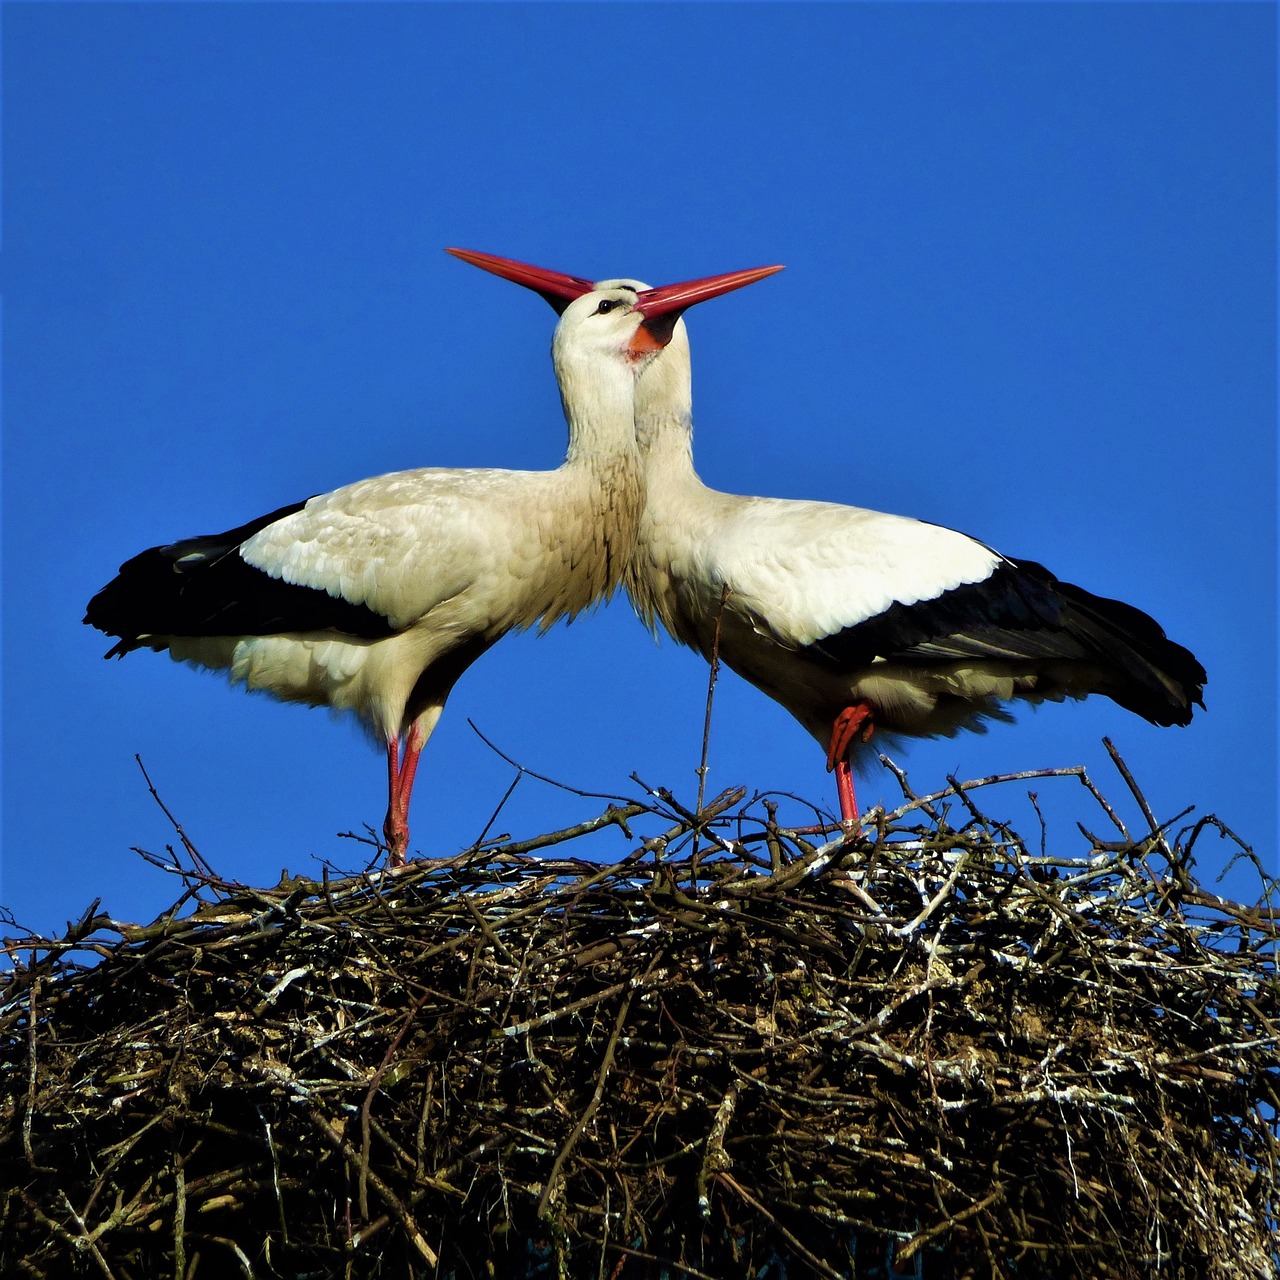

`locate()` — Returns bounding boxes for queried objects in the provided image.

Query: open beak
[445,247,592,315]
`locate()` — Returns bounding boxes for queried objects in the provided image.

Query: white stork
[84,262,780,864]
[449,250,1207,824]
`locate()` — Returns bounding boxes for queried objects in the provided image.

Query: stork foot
[383,814,409,868]
[826,702,876,827]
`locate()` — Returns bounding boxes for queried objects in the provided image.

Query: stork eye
[594,298,621,315]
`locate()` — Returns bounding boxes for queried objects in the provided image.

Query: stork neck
[636,407,703,487]
[633,327,701,484]
[555,350,642,468]
[543,341,646,613]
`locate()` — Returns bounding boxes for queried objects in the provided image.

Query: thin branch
[467,720,638,804]
[693,583,732,883]
[133,756,214,879]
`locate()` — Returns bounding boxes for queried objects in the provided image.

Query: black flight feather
[807,559,1206,727]
[84,499,398,656]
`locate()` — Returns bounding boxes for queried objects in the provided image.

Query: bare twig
[692,584,733,885]
[133,756,215,879]
[467,721,637,804]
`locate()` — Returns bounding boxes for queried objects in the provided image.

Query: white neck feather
[553,334,642,468]
[534,308,647,621]
[634,324,702,488]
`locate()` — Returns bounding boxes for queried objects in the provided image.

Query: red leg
[826,702,875,824]
[383,722,426,868]
[834,759,859,823]
[386,735,401,793]
[383,736,406,865]
[393,722,426,823]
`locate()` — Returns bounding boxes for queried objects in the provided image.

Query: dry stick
[334,1182,447,1256]
[879,754,944,824]
[15,1192,78,1266]
[730,829,848,897]
[473,802,649,859]
[761,800,787,874]
[305,1110,439,1267]
[259,1113,288,1248]
[895,1185,1006,1263]
[189,1235,255,1278]
[1103,737,1173,859]
[502,961,679,1037]
[714,1171,842,1280]
[469,770,523,850]
[359,992,432,1220]
[749,788,836,837]
[1028,789,1051,859]
[945,773,1000,830]
[403,797,743,958]
[57,1191,118,1280]
[536,954,661,1220]
[640,784,744,872]
[692,584,732,888]
[134,755,216,880]
[337,848,652,975]
[22,979,46,1171]
[467,720,638,805]
[460,891,520,967]
[697,1084,738,1217]
[596,1240,720,1280]
[885,852,971,939]
[172,1155,187,1280]
[880,765,1091,826]
[1074,765,1131,840]
[535,987,634,1218]
[81,1115,171,1223]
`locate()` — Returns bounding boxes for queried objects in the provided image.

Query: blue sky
[4,3,1275,936]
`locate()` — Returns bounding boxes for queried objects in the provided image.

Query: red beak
[629,265,785,349]
[446,248,784,336]
[633,265,785,320]
[445,248,592,315]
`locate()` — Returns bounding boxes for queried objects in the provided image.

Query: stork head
[550,285,674,384]
[592,279,694,427]
[446,248,780,367]
[446,249,782,430]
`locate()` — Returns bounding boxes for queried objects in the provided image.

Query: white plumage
[172,464,635,736]
[453,253,1206,824]
[638,496,1004,648]
[86,261,778,863]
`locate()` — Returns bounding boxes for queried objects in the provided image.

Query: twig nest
[2,767,1276,1278]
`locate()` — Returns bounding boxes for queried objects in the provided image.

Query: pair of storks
[85,251,1205,865]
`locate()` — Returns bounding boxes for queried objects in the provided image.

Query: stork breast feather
[711,502,1002,648]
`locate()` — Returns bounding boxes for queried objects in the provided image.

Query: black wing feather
[84,499,397,655]
[808,559,1206,727]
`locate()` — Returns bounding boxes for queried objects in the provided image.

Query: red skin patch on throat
[627,323,665,361]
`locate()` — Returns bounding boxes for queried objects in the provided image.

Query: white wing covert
[702,500,1004,648]
[241,468,536,631]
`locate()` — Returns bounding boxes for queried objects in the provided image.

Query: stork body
[450,252,1206,824]
[86,269,772,863]
[624,329,1206,818]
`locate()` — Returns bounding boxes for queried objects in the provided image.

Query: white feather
[662,496,1004,649]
